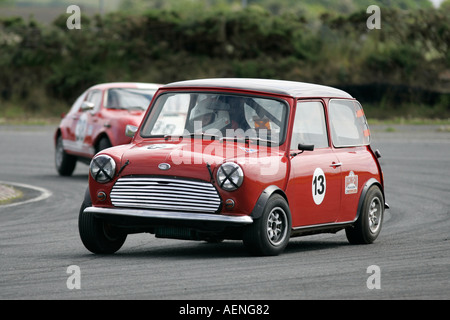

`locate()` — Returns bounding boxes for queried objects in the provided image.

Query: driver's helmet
[189,97,230,131]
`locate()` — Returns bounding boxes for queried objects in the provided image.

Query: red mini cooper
[54,82,161,176]
[79,78,388,256]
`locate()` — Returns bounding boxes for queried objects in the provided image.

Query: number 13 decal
[312,168,326,205]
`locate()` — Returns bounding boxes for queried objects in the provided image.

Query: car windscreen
[140,92,289,146]
[105,88,157,110]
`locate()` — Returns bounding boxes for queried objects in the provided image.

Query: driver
[189,97,231,132]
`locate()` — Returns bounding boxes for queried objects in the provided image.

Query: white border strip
[0,181,52,208]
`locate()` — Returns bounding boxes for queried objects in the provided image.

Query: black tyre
[243,194,291,256]
[55,135,76,176]
[346,185,384,244]
[96,136,112,153]
[78,188,127,254]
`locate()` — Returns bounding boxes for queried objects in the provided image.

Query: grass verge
[0,184,24,205]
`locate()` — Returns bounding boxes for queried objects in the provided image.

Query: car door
[69,89,102,156]
[82,89,104,153]
[63,90,87,151]
[286,100,342,227]
[328,99,376,223]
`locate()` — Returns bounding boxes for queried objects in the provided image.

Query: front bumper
[84,206,253,225]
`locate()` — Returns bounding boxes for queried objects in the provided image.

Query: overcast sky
[429,0,445,7]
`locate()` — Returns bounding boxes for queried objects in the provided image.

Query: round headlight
[90,155,116,183]
[217,162,244,191]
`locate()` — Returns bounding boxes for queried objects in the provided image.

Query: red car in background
[54,82,161,176]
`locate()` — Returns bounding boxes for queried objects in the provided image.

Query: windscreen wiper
[221,136,275,146]
[164,132,220,141]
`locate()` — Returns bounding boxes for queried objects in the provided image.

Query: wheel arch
[251,185,289,220]
[355,178,386,222]
[94,132,112,153]
[54,128,62,146]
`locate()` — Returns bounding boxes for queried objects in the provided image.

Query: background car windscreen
[105,88,157,110]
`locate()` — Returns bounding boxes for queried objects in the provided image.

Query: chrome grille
[110,176,221,213]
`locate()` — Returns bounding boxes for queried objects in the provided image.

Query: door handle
[330,162,342,168]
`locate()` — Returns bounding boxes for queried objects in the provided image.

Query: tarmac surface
[0,123,449,301]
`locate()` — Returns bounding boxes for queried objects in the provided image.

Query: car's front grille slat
[111,191,220,200]
[110,177,221,213]
[111,195,221,206]
[112,186,218,195]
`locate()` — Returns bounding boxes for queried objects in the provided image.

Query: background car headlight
[90,155,116,183]
[217,162,244,191]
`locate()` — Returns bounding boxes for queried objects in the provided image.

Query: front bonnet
[115,138,283,181]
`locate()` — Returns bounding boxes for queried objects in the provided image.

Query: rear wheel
[243,194,291,256]
[55,135,76,176]
[78,189,127,254]
[346,186,384,244]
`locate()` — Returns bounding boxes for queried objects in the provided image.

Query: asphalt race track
[0,124,449,300]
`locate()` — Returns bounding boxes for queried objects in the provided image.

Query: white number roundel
[312,168,326,205]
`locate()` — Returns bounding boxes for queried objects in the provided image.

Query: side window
[85,90,103,113]
[328,99,370,147]
[69,90,88,113]
[291,101,328,149]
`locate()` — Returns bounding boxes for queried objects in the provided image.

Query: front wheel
[346,185,384,244]
[78,189,127,254]
[243,194,291,256]
[55,135,76,176]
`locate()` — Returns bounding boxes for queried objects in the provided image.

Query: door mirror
[80,101,95,112]
[298,143,314,151]
[125,125,138,138]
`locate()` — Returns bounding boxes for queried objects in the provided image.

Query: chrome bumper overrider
[84,206,253,225]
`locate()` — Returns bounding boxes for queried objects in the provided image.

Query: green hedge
[0,6,449,118]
